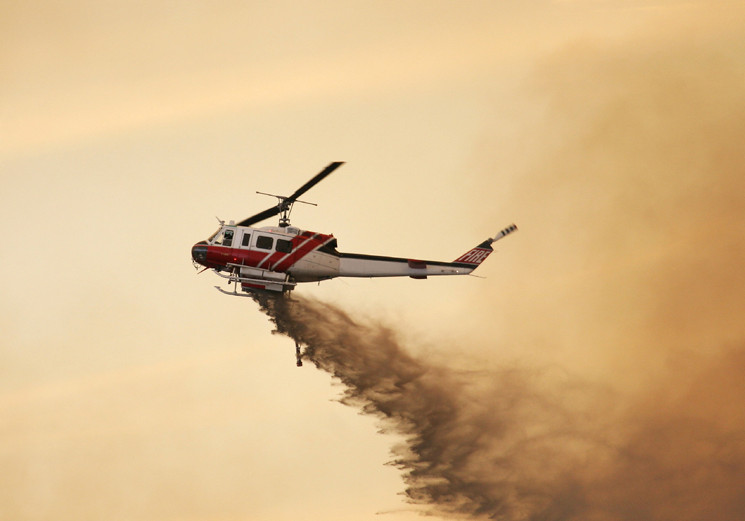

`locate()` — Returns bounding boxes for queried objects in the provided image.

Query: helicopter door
[221,228,234,247]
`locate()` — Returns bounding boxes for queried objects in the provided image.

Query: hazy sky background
[2,1,744,520]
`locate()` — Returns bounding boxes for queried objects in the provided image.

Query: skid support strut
[295,341,303,367]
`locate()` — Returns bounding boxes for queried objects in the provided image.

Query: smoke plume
[251,13,745,519]
[253,292,745,520]
[252,292,591,519]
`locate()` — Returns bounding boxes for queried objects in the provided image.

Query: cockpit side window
[223,229,234,247]
[241,233,251,248]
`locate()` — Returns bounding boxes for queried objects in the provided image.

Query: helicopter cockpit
[208,227,235,247]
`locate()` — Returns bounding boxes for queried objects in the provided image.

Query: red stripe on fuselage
[273,233,326,272]
[203,231,335,273]
[257,250,284,269]
[265,234,312,271]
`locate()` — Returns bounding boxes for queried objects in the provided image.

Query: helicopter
[191,161,517,295]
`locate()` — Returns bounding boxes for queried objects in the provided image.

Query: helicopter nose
[191,241,208,266]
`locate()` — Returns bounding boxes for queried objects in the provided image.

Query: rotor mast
[255,192,317,227]
[236,162,344,229]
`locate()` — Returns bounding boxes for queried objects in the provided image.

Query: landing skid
[214,284,291,296]
[214,285,254,297]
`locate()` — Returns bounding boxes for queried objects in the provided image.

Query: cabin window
[256,235,274,250]
[276,239,292,253]
[242,233,251,247]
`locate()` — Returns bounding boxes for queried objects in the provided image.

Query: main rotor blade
[235,162,344,228]
[287,161,344,203]
[236,206,280,227]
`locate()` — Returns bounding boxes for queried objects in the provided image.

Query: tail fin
[452,224,518,268]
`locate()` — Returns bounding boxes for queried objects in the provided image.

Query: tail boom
[337,224,518,279]
[338,253,474,278]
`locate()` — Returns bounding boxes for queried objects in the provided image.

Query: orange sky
[2,2,744,520]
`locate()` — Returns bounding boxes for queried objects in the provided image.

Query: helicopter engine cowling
[287,251,341,282]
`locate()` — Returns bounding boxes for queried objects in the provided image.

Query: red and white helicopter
[191,162,517,295]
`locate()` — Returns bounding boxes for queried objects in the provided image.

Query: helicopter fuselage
[192,224,338,291]
[191,222,514,293]
[190,162,516,294]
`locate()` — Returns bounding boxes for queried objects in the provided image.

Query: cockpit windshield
[207,228,221,244]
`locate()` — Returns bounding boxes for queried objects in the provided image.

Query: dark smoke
[253,293,745,520]
[250,17,745,518]
[252,292,564,519]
